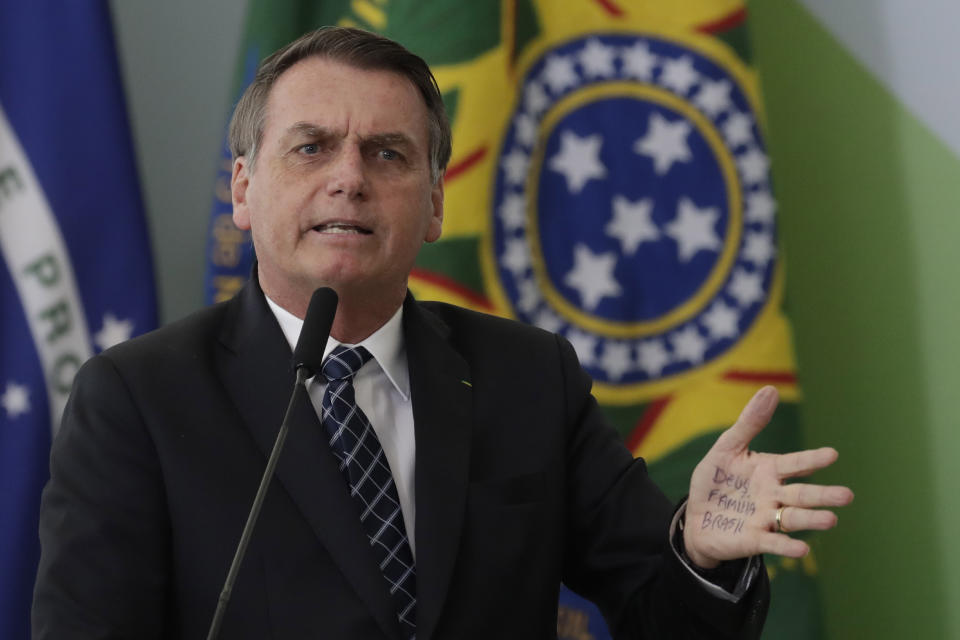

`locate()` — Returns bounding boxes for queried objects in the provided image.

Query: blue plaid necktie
[320,345,416,639]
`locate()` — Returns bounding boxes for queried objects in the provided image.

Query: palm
[682,387,854,568]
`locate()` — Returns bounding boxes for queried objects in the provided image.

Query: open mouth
[311,222,372,235]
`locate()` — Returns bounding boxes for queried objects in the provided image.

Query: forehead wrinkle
[278,121,340,144]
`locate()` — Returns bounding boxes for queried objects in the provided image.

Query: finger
[777,483,854,508]
[713,386,779,454]
[756,532,809,558]
[775,506,839,532]
[775,447,839,479]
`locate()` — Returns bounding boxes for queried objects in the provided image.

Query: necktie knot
[321,345,373,382]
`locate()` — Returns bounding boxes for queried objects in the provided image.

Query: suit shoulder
[418,300,557,343]
[415,300,578,369]
[98,299,232,365]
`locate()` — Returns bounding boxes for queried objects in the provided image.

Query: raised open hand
[682,386,854,569]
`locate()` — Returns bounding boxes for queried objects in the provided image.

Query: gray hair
[228,26,451,183]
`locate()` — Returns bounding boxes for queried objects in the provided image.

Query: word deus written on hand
[701,467,757,535]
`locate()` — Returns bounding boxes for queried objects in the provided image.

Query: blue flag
[0,3,157,636]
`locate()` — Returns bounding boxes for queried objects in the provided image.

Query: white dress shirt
[265,295,417,557]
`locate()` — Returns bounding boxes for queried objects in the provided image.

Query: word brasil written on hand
[700,467,757,535]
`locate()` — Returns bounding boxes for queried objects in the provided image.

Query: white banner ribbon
[0,104,92,433]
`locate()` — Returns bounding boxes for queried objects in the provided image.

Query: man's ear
[231,156,252,230]
[425,177,444,243]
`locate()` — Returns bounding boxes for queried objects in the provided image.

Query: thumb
[712,385,779,454]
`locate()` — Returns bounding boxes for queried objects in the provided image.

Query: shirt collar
[265,293,409,400]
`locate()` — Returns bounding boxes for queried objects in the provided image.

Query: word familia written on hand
[701,467,756,535]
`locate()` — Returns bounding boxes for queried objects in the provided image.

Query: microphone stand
[205,367,311,640]
[205,286,334,639]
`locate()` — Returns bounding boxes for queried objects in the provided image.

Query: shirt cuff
[669,499,760,603]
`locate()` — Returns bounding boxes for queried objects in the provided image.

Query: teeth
[314,223,369,234]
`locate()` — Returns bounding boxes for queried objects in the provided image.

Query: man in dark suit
[33,27,852,639]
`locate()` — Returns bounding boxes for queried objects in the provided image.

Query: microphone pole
[206,287,338,640]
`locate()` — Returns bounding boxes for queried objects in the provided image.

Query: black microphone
[207,287,338,640]
[293,286,338,377]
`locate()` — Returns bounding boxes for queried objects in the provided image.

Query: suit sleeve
[555,335,769,639]
[32,354,170,639]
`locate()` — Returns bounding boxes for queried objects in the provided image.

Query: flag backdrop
[0,3,157,637]
[207,1,819,637]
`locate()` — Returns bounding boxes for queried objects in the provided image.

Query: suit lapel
[216,279,404,640]
[403,298,473,640]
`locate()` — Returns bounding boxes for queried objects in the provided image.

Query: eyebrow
[279,122,415,149]
[279,122,333,146]
[359,132,414,149]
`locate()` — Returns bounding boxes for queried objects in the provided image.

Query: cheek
[245,188,299,242]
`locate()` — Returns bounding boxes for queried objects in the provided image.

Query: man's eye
[379,149,400,161]
[299,143,319,155]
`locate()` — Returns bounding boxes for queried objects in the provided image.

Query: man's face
[231,57,443,312]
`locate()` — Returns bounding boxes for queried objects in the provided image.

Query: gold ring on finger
[775,506,790,533]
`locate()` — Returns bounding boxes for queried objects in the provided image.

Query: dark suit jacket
[33,278,768,639]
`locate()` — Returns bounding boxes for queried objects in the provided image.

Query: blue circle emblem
[491,34,778,385]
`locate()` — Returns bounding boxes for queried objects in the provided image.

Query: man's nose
[326,145,366,199]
